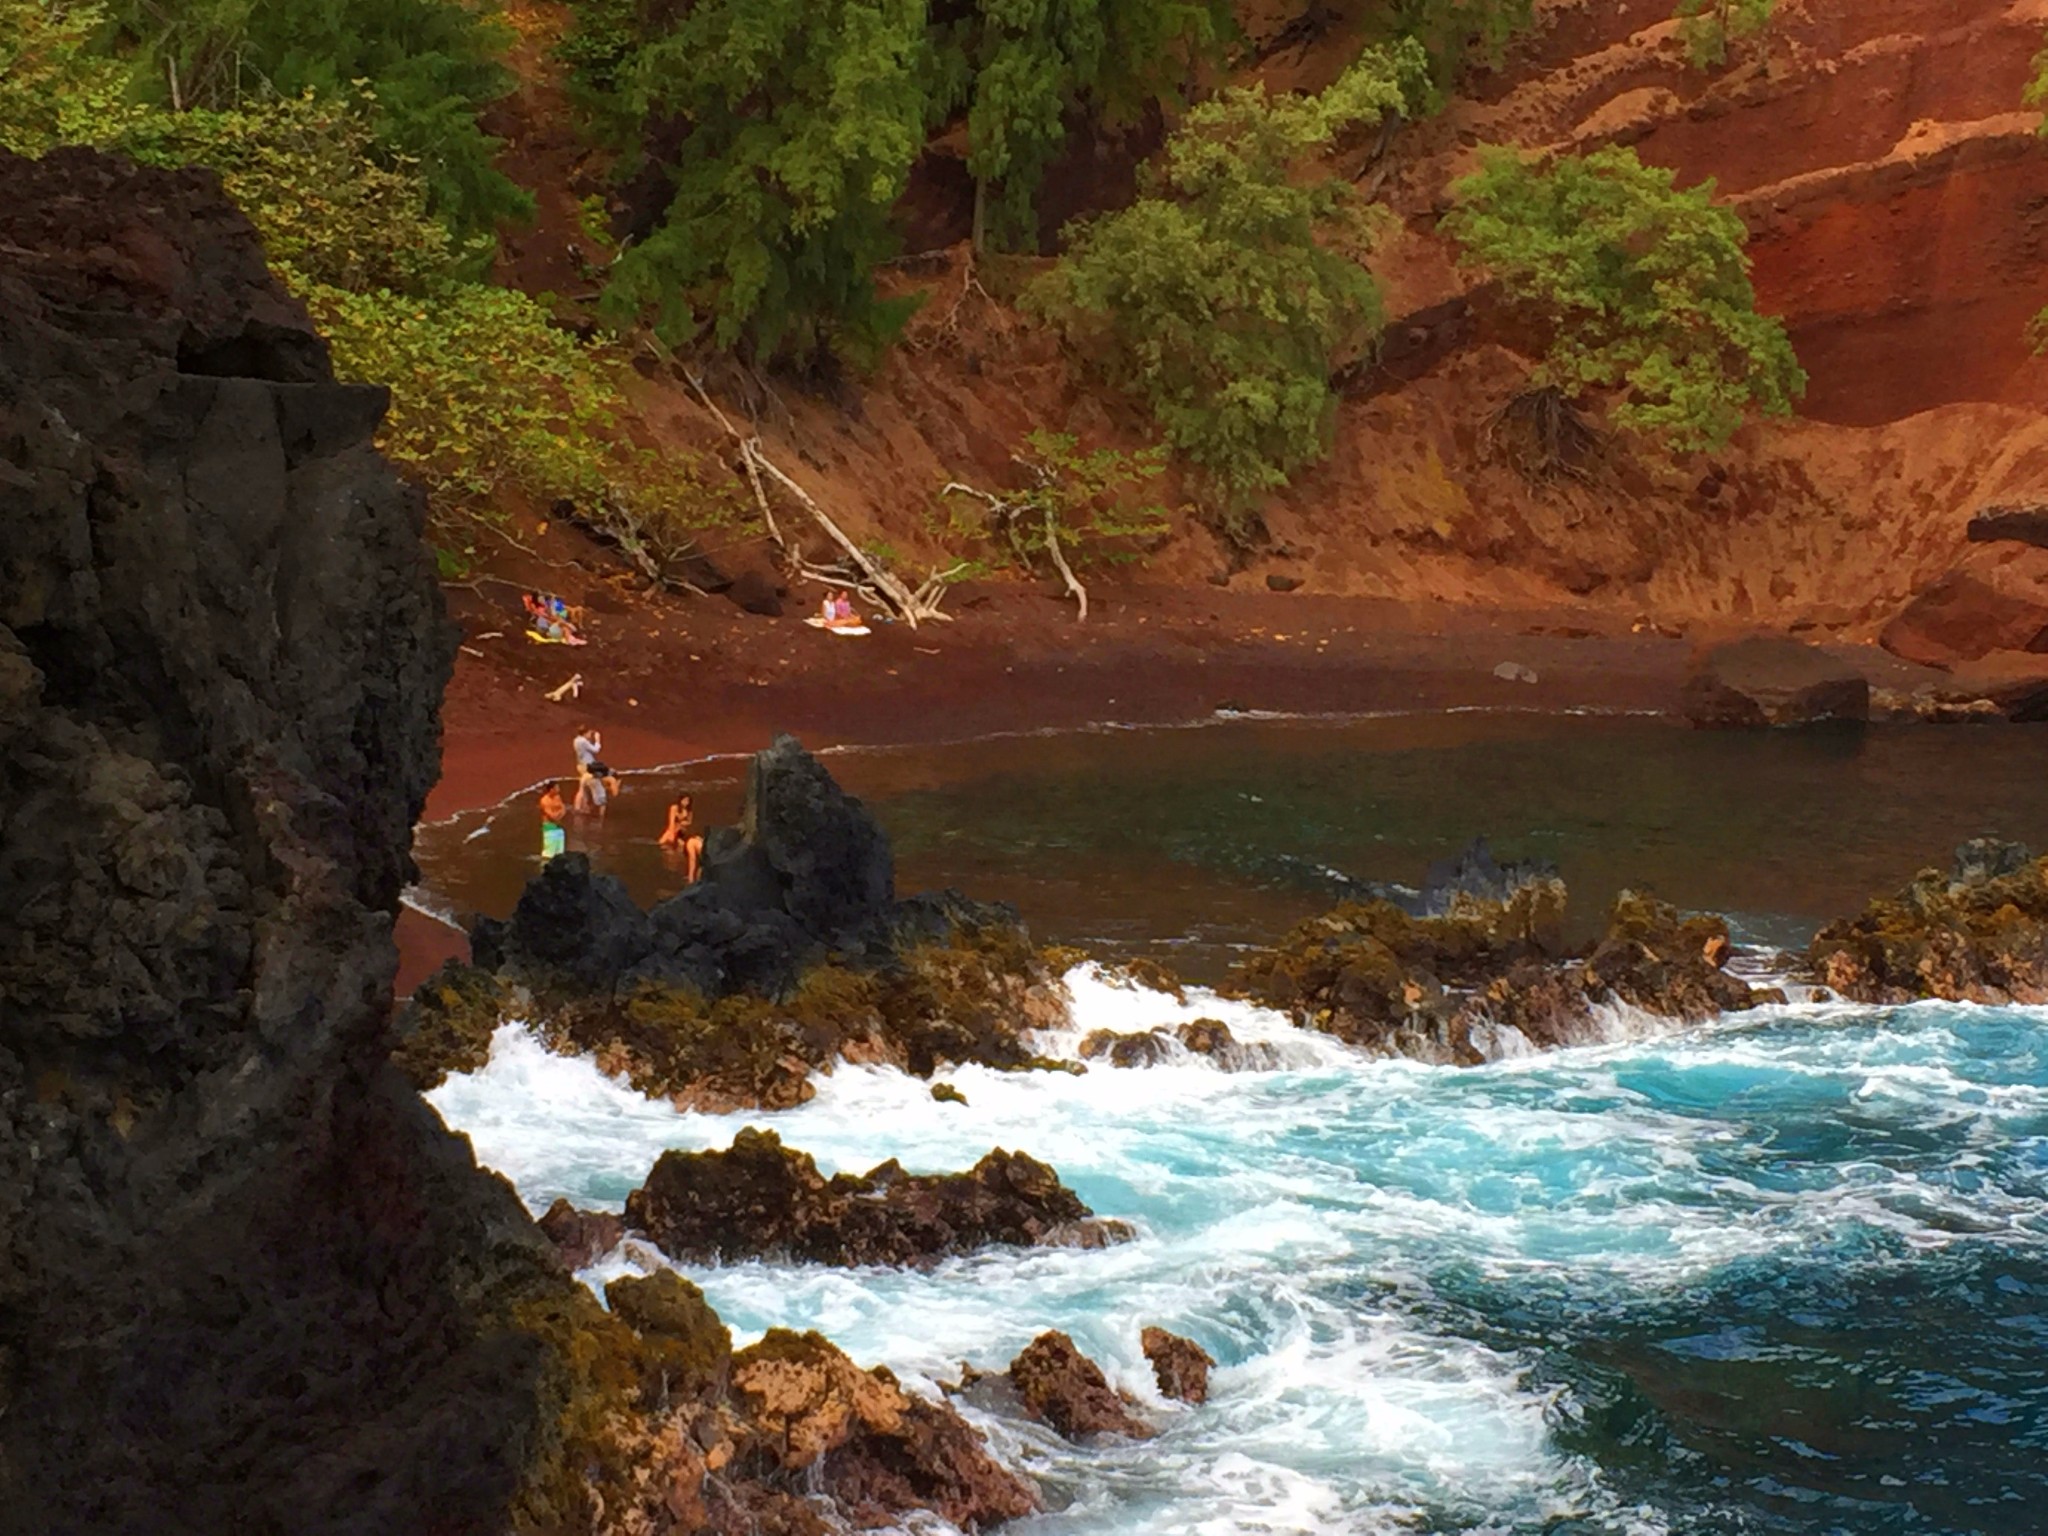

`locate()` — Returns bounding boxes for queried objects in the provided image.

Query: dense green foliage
[1673,0,1773,70]
[1444,145,1804,454]
[573,0,1227,361]
[1025,47,1423,532]
[927,0,1227,248]
[599,0,932,366]
[104,0,529,237]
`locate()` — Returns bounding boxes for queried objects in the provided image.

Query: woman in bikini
[658,792,705,883]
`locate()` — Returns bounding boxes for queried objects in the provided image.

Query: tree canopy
[1444,144,1804,453]
[1025,45,1425,536]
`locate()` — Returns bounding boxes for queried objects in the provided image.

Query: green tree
[1025,45,1423,537]
[599,0,930,366]
[1673,0,1772,70]
[1444,144,1804,455]
[105,0,528,238]
[1372,0,1533,106]
[926,0,1227,249]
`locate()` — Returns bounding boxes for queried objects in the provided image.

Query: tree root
[1483,387,1607,483]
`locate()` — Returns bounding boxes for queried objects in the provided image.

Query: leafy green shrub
[1374,0,1534,107]
[1024,47,1423,538]
[940,431,1169,571]
[303,281,748,562]
[1444,144,1804,454]
[0,0,151,153]
[1674,0,1773,70]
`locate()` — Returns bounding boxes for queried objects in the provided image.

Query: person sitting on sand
[524,590,586,646]
[658,792,705,883]
[538,781,568,859]
[819,590,862,629]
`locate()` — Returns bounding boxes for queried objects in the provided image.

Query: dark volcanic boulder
[1079,1026,1179,1066]
[469,852,655,991]
[623,1127,1128,1265]
[1810,839,2048,1004]
[1007,1332,1154,1440]
[1141,1326,1216,1404]
[719,733,895,937]
[1682,637,1870,727]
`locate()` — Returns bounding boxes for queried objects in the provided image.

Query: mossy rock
[605,1270,732,1401]
[390,961,508,1090]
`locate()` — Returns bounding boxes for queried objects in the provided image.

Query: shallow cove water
[417,715,2048,1534]
[411,713,2048,978]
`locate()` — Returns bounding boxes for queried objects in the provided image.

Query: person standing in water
[538,781,568,859]
[659,792,705,883]
[572,725,619,814]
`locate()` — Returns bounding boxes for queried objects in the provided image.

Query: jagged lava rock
[1809,839,2048,1003]
[1141,1327,1216,1405]
[1682,637,1871,727]
[1007,1331,1154,1440]
[1231,879,1763,1064]
[729,1329,1037,1528]
[623,1127,1129,1265]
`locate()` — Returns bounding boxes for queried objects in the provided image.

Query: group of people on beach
[536,725,705,881]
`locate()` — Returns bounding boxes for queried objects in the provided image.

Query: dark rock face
[1007,1332,1154,1440]
[623,1127,1129,1266]
[538,1197,626,1271]
[0,149,1040,1536]
[1682,637,1871,727]
[1141,1327,1216,1405]
[1810,839,2048,1004]
[1230,880,1763,1064]
[0,148,593,1533]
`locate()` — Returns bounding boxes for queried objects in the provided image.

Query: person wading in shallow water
[538,781,568,859]
[572,725,620,815]
[659,792,705,883]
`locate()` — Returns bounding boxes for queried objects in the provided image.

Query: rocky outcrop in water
[1810,839,2048,1004]
[1008,1332,1155,1441]
[1228,880,1766,1064]
[1141,1327,1215,1405]
[0,148,1038,1536]
[400,739,1074,1108]
[1682,638,1871,728]
[620,1128,1130,1267]
[1079,1018,1280,1071]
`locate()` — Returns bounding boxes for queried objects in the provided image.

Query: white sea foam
[425,969,2048,1534]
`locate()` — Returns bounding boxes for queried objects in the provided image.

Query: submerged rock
[1141,1327,1216,1405]
[623,1127,1130,1267]
[1809,839,2048,1004]
[1682,637,1870,728]
[1008,1331,1155,1440]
